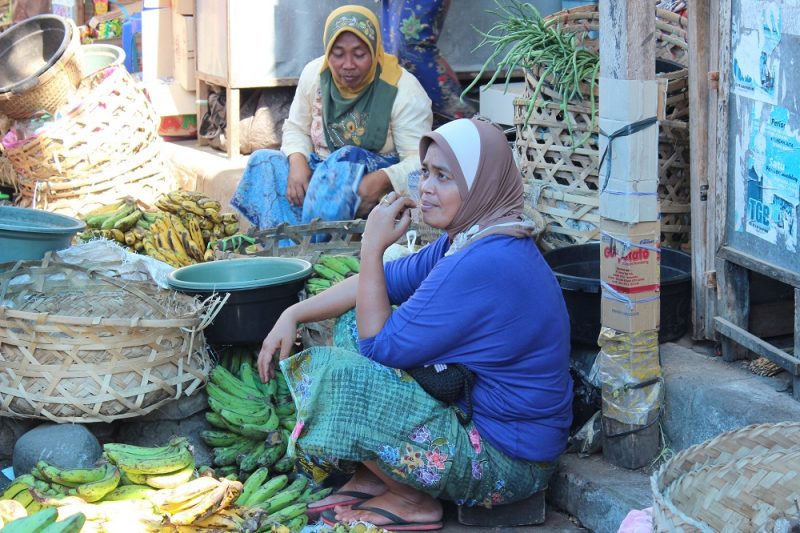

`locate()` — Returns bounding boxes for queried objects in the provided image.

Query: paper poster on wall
[732,0,781,104]
[739,104,799,252]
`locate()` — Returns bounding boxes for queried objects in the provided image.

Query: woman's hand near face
[361,192,417,256]
[287,153,312,207]
[355,170,392,218]
[257,310,298,383]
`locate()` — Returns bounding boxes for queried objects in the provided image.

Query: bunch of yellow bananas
[155,190,240,257]
[0,506,85,533]
[306,255,361,295]
[149,476,243,528]
[102,437,196,492]
[141,213,207,268]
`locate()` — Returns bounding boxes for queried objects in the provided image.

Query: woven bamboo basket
[514,6,690,250]
[651,422,800,532]
[0,256,225,423]
[5,66,176,218]
[0,18,83,120]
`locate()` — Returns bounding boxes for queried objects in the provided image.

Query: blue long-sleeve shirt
[359,234,573,462]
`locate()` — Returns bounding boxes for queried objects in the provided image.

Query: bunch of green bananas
[30,462,121,504]
[1,475,48,515]
[236,473,335,532]
[0,506,85,533]
[306,255,361,295]
[102,437,196,491]
[149,476,243,527]
[78,197,161,254]
[202,358,298,478]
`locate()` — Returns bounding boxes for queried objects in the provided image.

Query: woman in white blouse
[231,5,432,230]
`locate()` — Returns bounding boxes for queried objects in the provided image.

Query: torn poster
[732,0,781,104]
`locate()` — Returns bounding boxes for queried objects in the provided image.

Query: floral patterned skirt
[279,348,556,507]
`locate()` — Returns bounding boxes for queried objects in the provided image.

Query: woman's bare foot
[308,466,388,512]
[333,489,443,527]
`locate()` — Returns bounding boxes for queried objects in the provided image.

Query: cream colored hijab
[419,118,536,254]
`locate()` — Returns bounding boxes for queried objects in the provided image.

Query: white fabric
[431,118,481,190]
[281,56,433,195]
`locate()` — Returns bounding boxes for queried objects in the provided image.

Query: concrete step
[550,339,800,533]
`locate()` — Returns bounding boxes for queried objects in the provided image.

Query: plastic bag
[617,507,653,533]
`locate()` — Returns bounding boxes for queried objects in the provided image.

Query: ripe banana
[0,507,58,533]
[145,462,196,489]
[2,476,35,500]
[193,509,242,530]
[0,499,27,523]
[168,479,229,525]
[10,488,33,508]
[67,464,120,502]
[100,484,156,501]
[200,430,239,448]
[36,461,108,487]
[149,476,220,509]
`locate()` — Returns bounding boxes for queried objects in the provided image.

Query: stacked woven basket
[514,6,690,250]
[651,422,800,531]
[0,15,175,218]
[0,256,222,423]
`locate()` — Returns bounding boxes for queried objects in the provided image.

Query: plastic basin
[543,243,692,344]
[0,15,72,93]
[0,206,85,264]
[167,257,313,345]
[80,44,126,77]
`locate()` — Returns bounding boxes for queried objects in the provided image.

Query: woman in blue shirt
[258,118,572,531]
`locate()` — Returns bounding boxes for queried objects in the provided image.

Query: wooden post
[598,0,660,469]
[688,0,711,339]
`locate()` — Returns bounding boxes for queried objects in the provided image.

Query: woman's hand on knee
[356,170,392,217]
[257,312,298,383]
[287,154,312,207]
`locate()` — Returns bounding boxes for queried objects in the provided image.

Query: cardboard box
[600,220,660,332]
[597,114,659,223]
[172,0,194,15]
[479,82,526,126]
[172,14,196,91]
[141,7,174,82]
[599,78,660,122]
[52,0,82,24]
[142,78,196,117]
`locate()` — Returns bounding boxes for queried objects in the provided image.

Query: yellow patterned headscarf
[320,5,402,98]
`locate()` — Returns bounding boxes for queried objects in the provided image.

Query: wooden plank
[715,257,749,361]
[225,88,240,159]
[714,317,800,375]
[714,0,732,251]
[195,77,209,147]
[688,0,711,339]
[719,246,800,287]
[599,1,655,80]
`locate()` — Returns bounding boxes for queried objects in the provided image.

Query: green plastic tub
[0,206,85,264]
[167,257,313,345]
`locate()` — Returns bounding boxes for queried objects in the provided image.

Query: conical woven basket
[651,422,800,532]
[0,256,225,423]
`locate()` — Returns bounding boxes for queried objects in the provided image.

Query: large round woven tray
[514,6,690,250]
[651,421,800,532]
[0,256,224,423]
[5,66,175,218]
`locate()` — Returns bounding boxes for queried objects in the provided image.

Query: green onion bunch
[463,0,600,147]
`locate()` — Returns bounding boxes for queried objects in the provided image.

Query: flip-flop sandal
[306,490,374,516]
[344,503,444,531]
